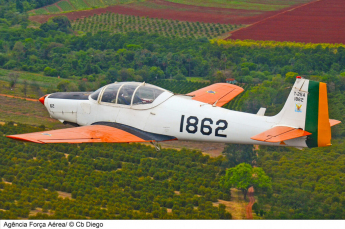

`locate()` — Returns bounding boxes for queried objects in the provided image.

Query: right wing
[251,126,311,143]
[7,122,177,144]
[186,83,244,107]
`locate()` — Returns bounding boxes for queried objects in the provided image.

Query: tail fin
[274,77,331,148]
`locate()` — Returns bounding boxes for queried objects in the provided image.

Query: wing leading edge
[7,122,177,144]
[187,83,244,107]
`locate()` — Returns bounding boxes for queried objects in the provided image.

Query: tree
[8,72,20,89]
[219,163,271,199]
[213,71,226,83]
[285,72,298,84]
[222,144,256,168]
[21,80,28,97]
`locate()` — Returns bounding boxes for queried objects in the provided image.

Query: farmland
[69,0,90,10]
[57,1,75,11]
[46,5,61,13]
[71,13,240,38]
[165,0,313,11]
[0,123,232,219]
[229,0,345,44]
[29,0,298,25]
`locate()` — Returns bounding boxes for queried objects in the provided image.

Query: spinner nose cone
[39,95,48,105]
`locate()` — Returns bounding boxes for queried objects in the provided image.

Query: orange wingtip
[329,119,341,127]
[251,126,311,143]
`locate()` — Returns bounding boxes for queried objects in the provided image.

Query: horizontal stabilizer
[251,126,311,143]
[7,123,177,144]
[187,83,244,107]
[329,119,341,127]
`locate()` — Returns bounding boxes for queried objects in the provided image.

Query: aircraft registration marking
[179,115,228,137]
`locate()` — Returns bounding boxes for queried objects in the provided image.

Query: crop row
[222,84,252,111]
[33,0,144,15]
[72,13,240,38]
[152,80,251,110]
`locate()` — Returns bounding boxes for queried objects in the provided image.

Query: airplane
[7,77,341,150]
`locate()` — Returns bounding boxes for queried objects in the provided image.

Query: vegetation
[220,163,271,199]
[57,1,75,12]
[32,0,146,15]
[46,5,61,13]
[72,13,239,38]
[1,0,345,220]
[257,144,345,219]
[165,0,312,11]
[69,0,90,10]
[0,123,231,219]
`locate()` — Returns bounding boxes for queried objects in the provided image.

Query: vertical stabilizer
[274,77,331,148]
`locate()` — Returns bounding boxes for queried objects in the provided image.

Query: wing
[186,83,244,107]
[251,126,311,143]
[7,122,177,144]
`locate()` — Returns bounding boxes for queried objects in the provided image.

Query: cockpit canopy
[90,82,169,107]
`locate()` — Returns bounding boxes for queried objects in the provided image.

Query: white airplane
[8,77,340,149]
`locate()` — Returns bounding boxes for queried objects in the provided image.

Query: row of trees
[2,9,345,85]
[0,123,231,219]
[72,13,239,39]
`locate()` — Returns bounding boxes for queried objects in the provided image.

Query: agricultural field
[57,1,75,11]
[34,8,48,15]
[85,0,105,7]
[0,123,233,219]
[46,5,61,13]
[69,0,90,10]
[71,13,240,38]
[29,0,299,24]
[222,84,252,111]
[154,80,210,94]
[165,0,313,11]
[229,0,345,44]
[0,96,64,129]
[0,69,72,89]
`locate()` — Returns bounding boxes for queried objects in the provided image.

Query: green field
[57,1,75,11]
[35,8,48,14]
[0,69,71,88]
[46,5,61,13]
[69,0,90,10]
[165,0,313,11]
[186,77,210,82]
[0,96,65,128]
[85,0,104,7]
[72,13,240,38]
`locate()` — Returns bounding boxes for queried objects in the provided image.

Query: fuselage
[43,90,308,148]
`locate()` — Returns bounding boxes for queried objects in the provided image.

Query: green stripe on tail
[305,81,319,148]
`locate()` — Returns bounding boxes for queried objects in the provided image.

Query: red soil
[0,94,38,102]
[29,0,301,24]
[246,186,255,219]
[228,0,345,44]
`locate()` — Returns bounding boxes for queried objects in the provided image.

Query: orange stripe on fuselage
[318,83,331,147]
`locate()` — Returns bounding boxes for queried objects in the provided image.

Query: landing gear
[151,141,161,151]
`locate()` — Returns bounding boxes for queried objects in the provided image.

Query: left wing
[7,122,177,144]
[251,126,311,143]
[186,83,244,107]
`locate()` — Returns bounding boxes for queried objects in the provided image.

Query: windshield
[101,84,122,103]
[96,82,167,106]
[133,86,164,105]
[90,87,103,100]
